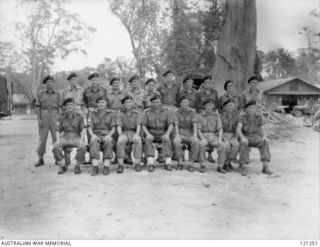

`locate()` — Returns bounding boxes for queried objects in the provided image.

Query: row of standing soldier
[34,70,272,176]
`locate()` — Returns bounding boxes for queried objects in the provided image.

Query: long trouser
[172,134,200,161]
[89,134,115,161]
[52,136,86,165]
[223,132,240,164]
[239,133,271,165]
[198,132,228,166]
[36,110,59,157]
[144,134,172,158]
[116,131,142,163]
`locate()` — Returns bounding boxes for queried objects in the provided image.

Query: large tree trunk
[212,0,257,95]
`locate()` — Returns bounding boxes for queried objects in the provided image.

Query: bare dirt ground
[0,116,319,240]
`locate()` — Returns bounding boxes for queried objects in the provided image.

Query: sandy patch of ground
[0,117,319,239]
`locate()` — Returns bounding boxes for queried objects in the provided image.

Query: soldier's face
[151,98,161,108]
[66,102,74,112]
[70,77,78,86]
[205,102,214,111]
[165,73,175,83]
[91,78,99,88]
[97,100,106,110]
[249,79,258,89]
[185,79,193,89]
[246,105,256,115]
[225,102,234,112]
[147,82,155,91]
[131,79,139,88]
[180,99,189,109]
[46,80,54,90]
[112,80,120,90]
[203,80,212,90]
[226,82,234,92]
[124,99,133,109]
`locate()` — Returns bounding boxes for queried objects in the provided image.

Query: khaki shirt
[198,111,222,134]
[174,108,197,136]
[220,111,239,134]
[62,85,84,109]
[37,89,61,111]
[126,89,145,109]
[83,86,107,108]
[178,88,197,109]
[241,88,263,110]
[116,109,141,132]
[143,90,160,109]
[107,89,126,110]
[219,92,241,112]
[196,88,219,112]
[239,113,264,135]
[56,112,85,134]
[157,84,180,106]
[88,109,116,136]
[141,106,174,136]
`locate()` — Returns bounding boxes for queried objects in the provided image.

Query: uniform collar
[46,89,55,94]
[69,85,78,91]
[202,110,217,116]
[65,111,75,119]
[90,86,100,92]
[178,107,191,114]
[111,89,121,94]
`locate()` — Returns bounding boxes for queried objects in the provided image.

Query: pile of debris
[262,110,299,140]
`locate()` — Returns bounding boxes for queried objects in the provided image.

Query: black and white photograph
[0,0,319,243]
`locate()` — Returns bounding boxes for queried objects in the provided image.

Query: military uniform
[198,111,228,165]
[220,111,240,165]
[238,113,271,165]
[61,85,84,115]
[107,89,126,111]
[141,106,174,158]
[126,89,145,112]
[173,107,200,162]
[240,88,264,112]
[177,88,197,109]
[52,112,86,164]
[143,90,160,109]
[157,83,180,110]
[83,86,108,110]
[88,109,116,160]
[195,88,219,113]
[36,89,61,157]
[116,109,142,161]
[219,93,241,113]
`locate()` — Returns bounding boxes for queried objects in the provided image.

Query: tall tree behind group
[212,0,257,94]
[15,0,96,101]
[109,0,164,77]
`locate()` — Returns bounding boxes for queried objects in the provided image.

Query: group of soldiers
[34,69,272,176]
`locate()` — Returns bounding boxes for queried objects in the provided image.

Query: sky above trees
[0,0,318,72]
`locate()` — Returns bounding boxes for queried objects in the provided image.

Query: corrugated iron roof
[257,77,320,93]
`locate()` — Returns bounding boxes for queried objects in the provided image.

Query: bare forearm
[193,123,197,136]
[117,126,122,135]
[136,125,141,135]
[142,126,151,136]
[165,124,173,136]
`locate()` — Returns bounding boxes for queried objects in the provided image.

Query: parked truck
[0,74,13,119]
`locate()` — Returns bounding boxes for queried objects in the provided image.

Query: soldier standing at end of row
[116,95,143,172]
[53,98,86,175]
[88,96,116,176]
[173,96,201,172]
[237,100,272,176]
[35,76,61,167]
[141,94,174,172]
